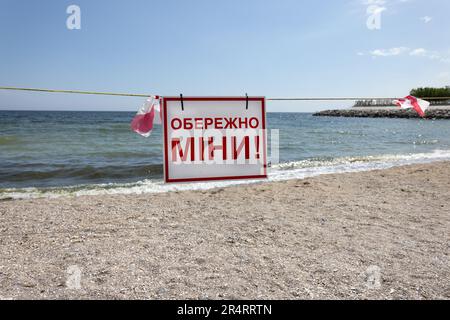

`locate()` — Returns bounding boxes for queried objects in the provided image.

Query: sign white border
[162,96,268,183]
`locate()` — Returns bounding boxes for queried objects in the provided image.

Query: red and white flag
[131,95,161,137]
[393,95,430,118]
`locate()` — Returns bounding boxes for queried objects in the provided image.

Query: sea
[1,110,450,199]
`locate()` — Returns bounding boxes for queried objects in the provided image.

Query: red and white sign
[162,97,267,183]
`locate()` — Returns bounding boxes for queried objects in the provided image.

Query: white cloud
[370,47,409,57]
[362,47,450,64]
[409,48,427,56]
[362,0,387,5]
[420,16,432,23]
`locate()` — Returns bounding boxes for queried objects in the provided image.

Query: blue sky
[0,0,449,112]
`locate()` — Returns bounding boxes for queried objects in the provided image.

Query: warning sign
[162,97,267,183]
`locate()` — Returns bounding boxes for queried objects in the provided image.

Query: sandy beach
[1,161,449,300]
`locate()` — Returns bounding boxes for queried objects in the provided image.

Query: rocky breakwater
[313,107,450,119]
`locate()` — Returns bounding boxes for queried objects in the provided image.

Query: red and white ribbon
[130,95,162,137]
[393,95,430,118]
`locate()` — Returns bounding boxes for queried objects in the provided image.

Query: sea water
[1,111,450,199]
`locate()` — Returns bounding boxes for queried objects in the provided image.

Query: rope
[1,86,450,101]
[0,86,149,97]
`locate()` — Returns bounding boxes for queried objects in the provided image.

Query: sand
[0,162,449,300]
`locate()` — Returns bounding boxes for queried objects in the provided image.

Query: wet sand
[1,162,449,299]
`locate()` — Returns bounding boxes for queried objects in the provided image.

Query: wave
[0,136,21,145]
[272,149,450,171]
[2,149,450,200]
[0,163,163,186]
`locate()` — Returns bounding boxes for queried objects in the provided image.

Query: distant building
[353,98,450,108]
[353,99,395,107]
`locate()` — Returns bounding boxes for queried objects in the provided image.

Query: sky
[0,0,449,112]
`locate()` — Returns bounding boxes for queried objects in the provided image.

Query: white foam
[2,149,450,200]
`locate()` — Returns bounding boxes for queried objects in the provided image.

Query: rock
[313,108,450,119]
[156,287,167,295]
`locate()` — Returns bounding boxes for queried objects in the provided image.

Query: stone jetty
[313,107,450,119]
